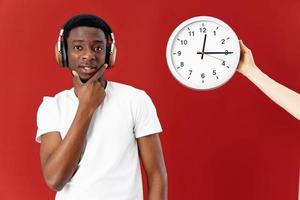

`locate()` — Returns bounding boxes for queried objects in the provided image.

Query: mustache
[78,62,105,68]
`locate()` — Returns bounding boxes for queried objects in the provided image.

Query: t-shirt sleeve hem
[135,127,163,138]
[35,129,61,143]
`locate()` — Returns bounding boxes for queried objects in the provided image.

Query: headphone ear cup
[55,42,64,67]
[107,44,117,69]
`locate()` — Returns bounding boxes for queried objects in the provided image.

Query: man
[36,14,168,200]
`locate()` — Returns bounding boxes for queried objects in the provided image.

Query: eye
[94,46,104,52]
[73,45,83,51]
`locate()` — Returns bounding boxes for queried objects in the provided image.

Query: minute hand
[204,51,233,54]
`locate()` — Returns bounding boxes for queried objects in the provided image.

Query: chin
[80,78,89,83]
[80,75,92,83]
[77,73,91,83]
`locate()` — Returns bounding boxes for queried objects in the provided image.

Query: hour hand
[201,34,207,59]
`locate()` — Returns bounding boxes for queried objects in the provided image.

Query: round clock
[166,16,240,90]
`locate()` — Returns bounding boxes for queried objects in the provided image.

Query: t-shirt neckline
[69,80,111,102]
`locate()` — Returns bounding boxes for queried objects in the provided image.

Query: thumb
[239,40,250,53]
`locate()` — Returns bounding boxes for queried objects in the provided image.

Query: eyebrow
[72,40,105,43]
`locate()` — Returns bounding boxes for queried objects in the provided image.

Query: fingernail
[72,70,76,76]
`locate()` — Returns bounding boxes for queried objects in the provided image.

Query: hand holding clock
[236,40,258,77]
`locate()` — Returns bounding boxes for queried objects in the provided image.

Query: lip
[79,65,98,74]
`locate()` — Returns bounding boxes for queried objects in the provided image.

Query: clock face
[166,16,240,90]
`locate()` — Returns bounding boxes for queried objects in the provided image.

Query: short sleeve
[35,97,60,143]
[132,91,162,138]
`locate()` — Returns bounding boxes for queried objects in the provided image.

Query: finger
[240,40,251,53]
[239,40,247,54]
[72,70,83,87]
[87,64,108,83]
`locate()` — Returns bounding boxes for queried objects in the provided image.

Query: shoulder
[38,88,75,110]
[108,81,148,98]
[108,81,154,108]
[109,81,144,94]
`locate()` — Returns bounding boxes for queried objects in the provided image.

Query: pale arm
[237,40,300,120]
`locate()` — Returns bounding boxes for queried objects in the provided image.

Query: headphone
[55,22,117,69]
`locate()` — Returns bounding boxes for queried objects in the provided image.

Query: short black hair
[61,14,113,66]
[62,14,112,41]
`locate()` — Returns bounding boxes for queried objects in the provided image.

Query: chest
[58,94,135,144]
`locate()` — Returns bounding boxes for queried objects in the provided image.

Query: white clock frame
[166,16,240,90]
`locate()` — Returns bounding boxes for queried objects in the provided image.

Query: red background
[0,0,299,199]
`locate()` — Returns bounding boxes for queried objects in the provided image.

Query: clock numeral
[200,27,206,33]
[222,61,225,66]
[177,62,184,69]
[177,51,181,56]
[200,72,205,83]
[180,40,188,45]
[221,39,225,44]
[188,31,195,36]
[214,27,220,36]
[188,70,193,79]
[212,70,216,75]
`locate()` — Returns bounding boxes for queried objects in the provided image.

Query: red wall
[0,0,299,199]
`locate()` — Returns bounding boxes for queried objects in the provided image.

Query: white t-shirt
[36,81,163,200]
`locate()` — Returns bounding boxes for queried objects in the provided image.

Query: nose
[82,48,96,60]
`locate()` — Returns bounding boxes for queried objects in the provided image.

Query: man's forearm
[148,172,168,200]
[43,104,95,191]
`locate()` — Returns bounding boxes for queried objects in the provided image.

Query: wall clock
[166,16,240,90]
